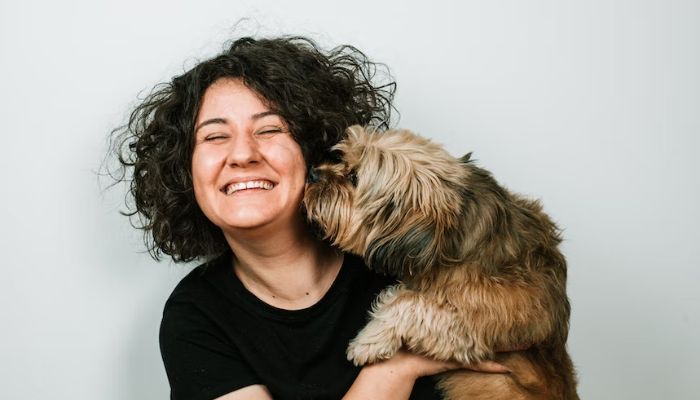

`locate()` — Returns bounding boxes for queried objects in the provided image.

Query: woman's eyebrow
[251,110,280,120]
[195,111,280,133]
[194,118,227,133]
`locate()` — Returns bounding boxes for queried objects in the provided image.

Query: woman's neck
[223,221,344,310]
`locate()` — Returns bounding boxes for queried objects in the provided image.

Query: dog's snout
[307,167,320,184]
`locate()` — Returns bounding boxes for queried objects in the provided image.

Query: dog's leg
[347,284,481,366]
[346,285,405,365]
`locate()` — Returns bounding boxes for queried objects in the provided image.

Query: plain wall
[1,0,698,398]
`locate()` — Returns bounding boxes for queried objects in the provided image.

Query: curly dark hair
[110,36,396,262]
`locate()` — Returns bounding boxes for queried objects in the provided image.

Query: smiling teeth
[225,180,274,195]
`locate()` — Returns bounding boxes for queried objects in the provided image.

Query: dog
[304,125,578,399]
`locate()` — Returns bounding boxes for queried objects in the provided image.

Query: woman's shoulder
[165,252,231,302]
[159,252,249,355]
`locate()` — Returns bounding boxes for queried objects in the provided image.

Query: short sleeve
[159,299,260,400]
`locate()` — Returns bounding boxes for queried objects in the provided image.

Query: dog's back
[408,160,579,399]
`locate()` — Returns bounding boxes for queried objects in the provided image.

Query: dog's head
[304,125,470,277]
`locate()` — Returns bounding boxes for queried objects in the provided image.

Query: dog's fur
[304,126,578,399]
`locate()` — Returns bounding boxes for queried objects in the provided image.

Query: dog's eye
[327,149,344,164]
[348,170,358,187]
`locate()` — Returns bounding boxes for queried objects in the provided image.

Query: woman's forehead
[196,79,273,122]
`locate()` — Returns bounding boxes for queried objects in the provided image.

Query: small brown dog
[304,126,578,399]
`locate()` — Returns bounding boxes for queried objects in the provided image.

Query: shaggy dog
[304,126,578,399]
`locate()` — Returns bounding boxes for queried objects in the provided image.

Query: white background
[1,0,698,399]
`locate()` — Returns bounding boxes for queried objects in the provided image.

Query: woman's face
[191,78,307,235]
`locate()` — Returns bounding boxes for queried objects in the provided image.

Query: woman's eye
[203,134,227,141]
[255,126,285,136]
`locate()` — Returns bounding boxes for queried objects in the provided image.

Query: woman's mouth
[222,180,275,195]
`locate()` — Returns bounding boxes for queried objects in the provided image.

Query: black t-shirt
[159,251,442,400]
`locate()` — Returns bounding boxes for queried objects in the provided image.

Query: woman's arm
[343,351,508,400]
[213,352,509,400]
[214,385,273,400]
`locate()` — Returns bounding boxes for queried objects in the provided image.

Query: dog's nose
[307,168,320,183]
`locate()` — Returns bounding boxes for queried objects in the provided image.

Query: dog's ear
[365,223,436,277]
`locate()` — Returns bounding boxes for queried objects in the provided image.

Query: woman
[113,36,507,400]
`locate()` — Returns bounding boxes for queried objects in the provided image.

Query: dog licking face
[304,125,578,400]
[304,126,469,277]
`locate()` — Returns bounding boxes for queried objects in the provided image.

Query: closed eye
[203,134,228,141]
[257,129,283,135]
[255,125,286,136]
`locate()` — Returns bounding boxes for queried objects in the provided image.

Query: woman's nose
[226,133,261,167]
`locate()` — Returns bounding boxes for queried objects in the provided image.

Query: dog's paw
[346,338,400,366]
[451,347,490,366]
[452,351,479,365]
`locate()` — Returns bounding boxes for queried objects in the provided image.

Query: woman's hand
[343,350,509,400]
[392,350,510,378]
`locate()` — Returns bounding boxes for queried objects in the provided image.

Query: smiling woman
[109,36,508,400]
[191,78,307,234]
